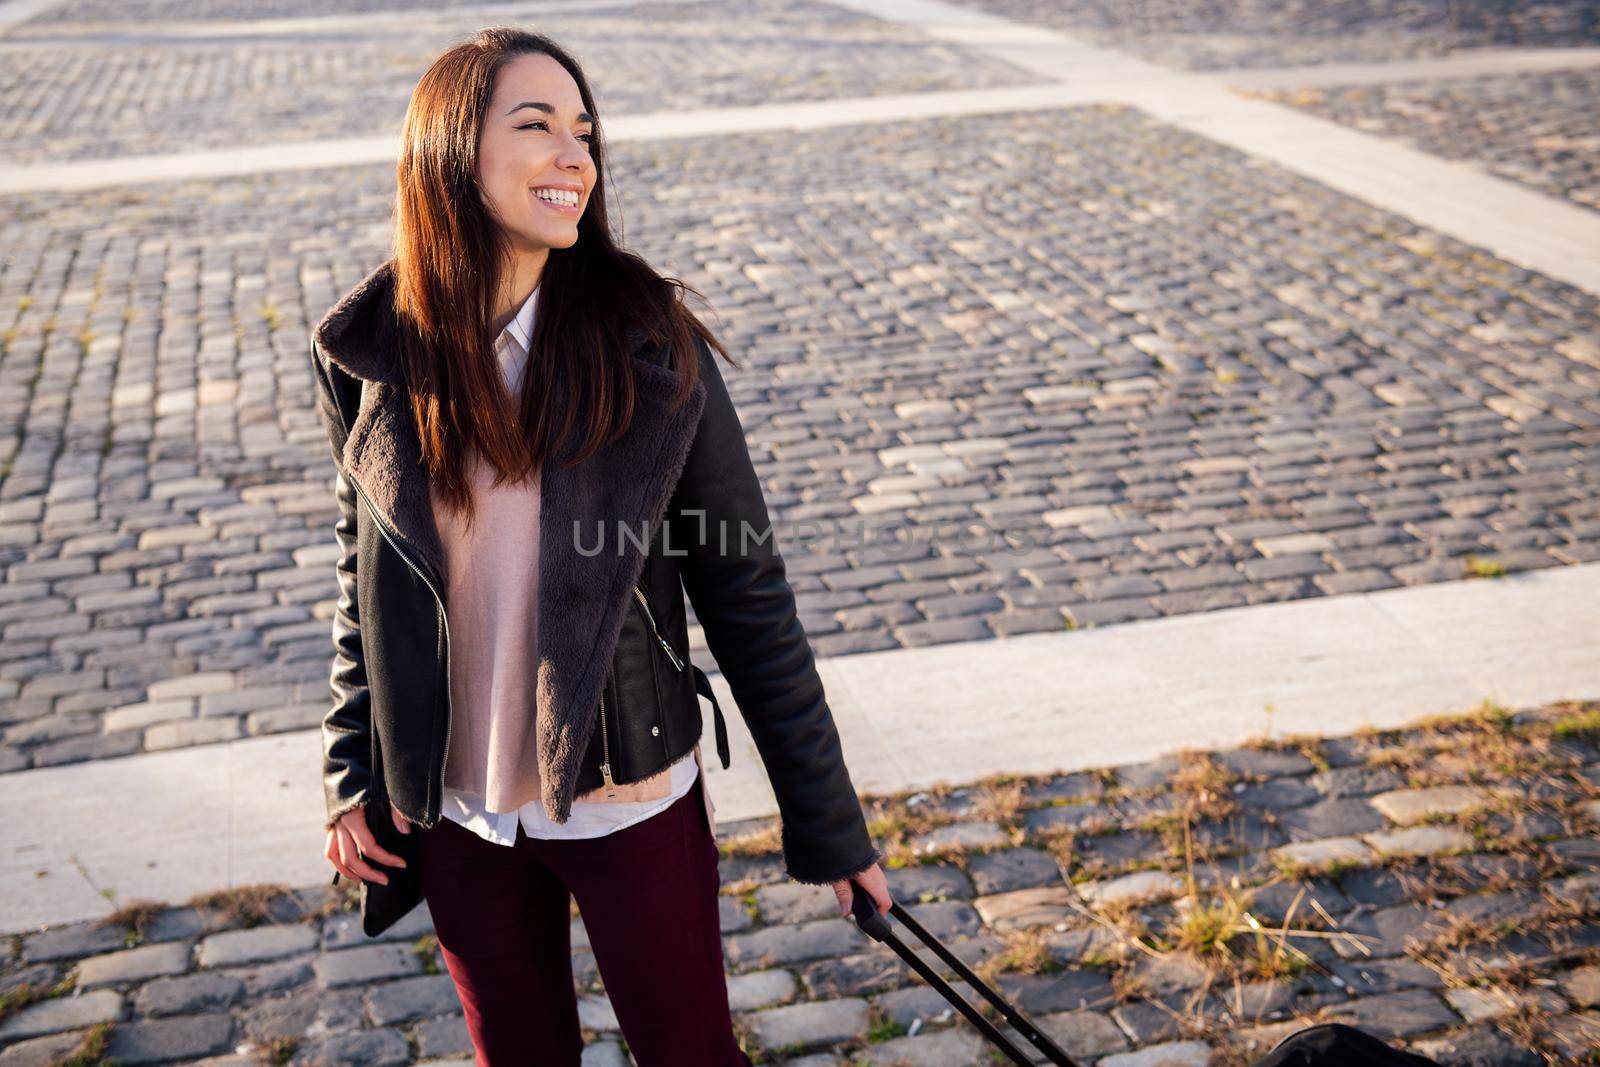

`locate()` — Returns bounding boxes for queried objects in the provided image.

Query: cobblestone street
[3,700,1598,1065]
[1,0,1597,1063]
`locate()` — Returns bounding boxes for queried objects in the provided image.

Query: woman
[307,26,893,1067]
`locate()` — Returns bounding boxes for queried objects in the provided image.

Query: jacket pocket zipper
[348,478,453,825]
[598,685,617,796]
[632,584,685,672]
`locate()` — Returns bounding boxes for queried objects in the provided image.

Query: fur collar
[311,259,708,825]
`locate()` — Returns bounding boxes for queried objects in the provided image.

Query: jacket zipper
[632,584,685,672]
[598,686,616,796]
[347,478,453,826]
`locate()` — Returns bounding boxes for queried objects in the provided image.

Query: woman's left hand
[831,862,892,920]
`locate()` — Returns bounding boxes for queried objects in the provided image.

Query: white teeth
[534,188,578,207]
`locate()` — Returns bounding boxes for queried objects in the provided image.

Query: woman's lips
[533,191,581,217]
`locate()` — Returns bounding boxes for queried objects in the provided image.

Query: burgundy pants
[417,772,753,1067]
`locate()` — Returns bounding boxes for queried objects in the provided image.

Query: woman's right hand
[325,803,412,885]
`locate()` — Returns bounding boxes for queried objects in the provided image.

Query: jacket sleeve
[667,336,881,886]
[308,337,376,831]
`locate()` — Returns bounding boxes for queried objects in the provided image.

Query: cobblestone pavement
[1,699,1596,1065]
[0,0,1038,165]
[1240,68,1600,215]
[4,102,1600,771]
[954,0,1600,71]
[16,0,620,23]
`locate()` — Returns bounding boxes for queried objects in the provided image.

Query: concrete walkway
[4,560,1595,935]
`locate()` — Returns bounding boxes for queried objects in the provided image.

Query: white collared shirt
[435,282,702,846]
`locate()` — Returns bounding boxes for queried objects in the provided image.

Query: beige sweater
[432,447,684,811]
[427,283,714,840]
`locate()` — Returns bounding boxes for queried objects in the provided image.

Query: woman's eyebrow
[506,101,594,124]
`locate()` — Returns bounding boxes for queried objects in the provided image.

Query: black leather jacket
[307,268,879,892]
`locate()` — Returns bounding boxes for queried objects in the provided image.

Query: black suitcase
[844,878,1444,1067]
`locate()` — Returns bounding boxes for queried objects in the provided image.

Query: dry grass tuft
[186,884,294,928]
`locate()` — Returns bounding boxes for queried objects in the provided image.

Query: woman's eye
[519,121,595,143]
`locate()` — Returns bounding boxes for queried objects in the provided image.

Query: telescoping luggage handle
[847,876,1081,1066]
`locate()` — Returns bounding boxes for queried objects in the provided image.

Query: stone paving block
[726,969,798,1012]
[966,847,1060,894]
[1329,958,1442,997]
[719,894,753,934]
[1100,1039,1213,1067]
[1561,963,1600,1007]
[883,863,966,908]
[1277,798,1387,841]
[1233,776,1319,811]
[145,672,235,701]
[1075,830,1166,869]
[579,1042,629,1067]
[999,969,1116,1014]
[312,943,421,989]
[197,924,317,968]
[1550,835,1600,869]
[725,919,865,970]
[414,1013,470,1059]
[233,986,341,1045]
[1077,871,1184,909]
[577,993,618,1032]
[752,882,840,925]
[289,1026,411,1067]
[227,954,314,998]
[1538,1009,1600,1060]
[1109,997,1189,1047]
[1124,952,1211,997]
[1024,802,1112,835]
[855,1026,982,1066]
[1111,756,1183,792]
[102,1012,235,1065]
[1272,836,1371,872]
[898,900,982,943]
[1031,1008,1129,1059]
[1333,902,1438,960]
[0,989,121,1041]
[799,949,906,1000]
[1409,1024,1543,1067]
[1248,883,1350,921]
[21,921,126,963]
[1363,826,1473,859]
[0,1030,86,1067]
[364,972,460,1025]
[743,997,870,1054]
[1312,765,1407,798]
[1336,868,1413,909]
[133,971,244,1017]
[74,941,191,987]
[1444,984,1565,1025]
[971,885,1074,931]
[1320,988,1460,1039]
[144,717,242,749]
[764,1055,835,1067]
[1369,785,1494,825]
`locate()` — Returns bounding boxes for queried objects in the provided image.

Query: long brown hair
[391,26,733,526]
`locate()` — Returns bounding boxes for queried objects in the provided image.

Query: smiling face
[476,51,597,258]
